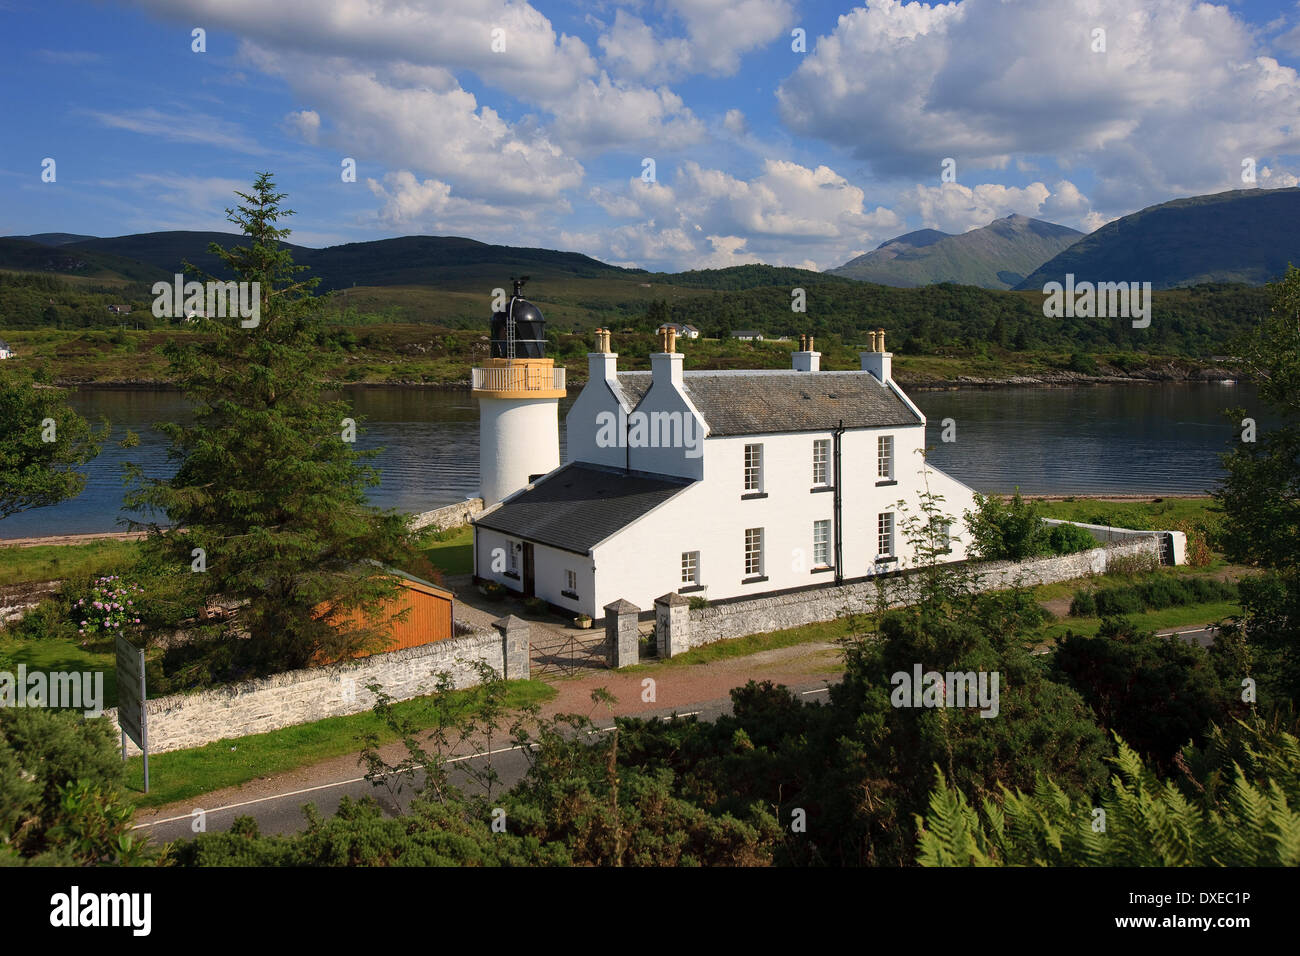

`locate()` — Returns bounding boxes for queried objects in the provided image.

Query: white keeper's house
[470,282,977,620]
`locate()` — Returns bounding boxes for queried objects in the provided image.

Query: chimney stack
[792,332,821,372]
[652,325,684,386]
[589,327,617,381]
[860,327,892,383]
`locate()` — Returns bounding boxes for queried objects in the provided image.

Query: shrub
[1044,522,1097,556]
[964,491,1048,561]
[1068,574,1238,618]
[688,596,709,610]
[1069,592,1096,617]
[72,575,143,641]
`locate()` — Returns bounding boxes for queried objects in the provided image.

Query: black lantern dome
[490,276,547,359]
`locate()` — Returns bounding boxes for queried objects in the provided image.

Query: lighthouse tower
[472,277,565,506]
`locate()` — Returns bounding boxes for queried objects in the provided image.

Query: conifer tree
[126,173,419,670]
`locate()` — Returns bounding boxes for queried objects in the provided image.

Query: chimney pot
[877,328,886,352]
[807,335,814,352]
[667,326,677,353]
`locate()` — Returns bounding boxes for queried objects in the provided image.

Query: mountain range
[5,187,1299,297]
[826,215,1084,289]
[1016,188,1300,290]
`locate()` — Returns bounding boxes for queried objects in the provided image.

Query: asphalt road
[133,680,838,845]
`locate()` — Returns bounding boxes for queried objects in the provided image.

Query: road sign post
[115,634,148,793]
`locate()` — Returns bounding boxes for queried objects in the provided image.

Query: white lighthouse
[472,278,566,506]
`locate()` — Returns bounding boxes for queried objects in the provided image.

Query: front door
[522,542,535,597]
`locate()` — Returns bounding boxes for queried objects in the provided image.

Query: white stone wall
[683,537,1160,648]
[409,497,484,532]
[106,627,508,756]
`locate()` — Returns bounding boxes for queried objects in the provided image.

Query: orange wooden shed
[314,567,455,662]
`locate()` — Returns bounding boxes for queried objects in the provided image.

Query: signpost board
[115,635,148,793]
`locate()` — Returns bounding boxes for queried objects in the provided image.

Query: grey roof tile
[612,370,919,435]
[473,463,692,554]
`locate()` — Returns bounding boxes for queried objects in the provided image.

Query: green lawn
[0,539,141,587]
[624,615,861,674]
[0,635,120,708]
[420,524,473,575]
[1035,496,1221,530]
[123,678,556,809]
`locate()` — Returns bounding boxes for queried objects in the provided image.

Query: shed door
[522,542,536,598]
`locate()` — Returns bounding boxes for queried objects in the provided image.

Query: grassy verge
[1038,600,1240,641]
[0,539,141,587]
[123,678,556,810]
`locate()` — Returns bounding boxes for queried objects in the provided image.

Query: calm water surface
[0,383,1265,538]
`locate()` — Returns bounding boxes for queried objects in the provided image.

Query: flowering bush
[74,576,144,640]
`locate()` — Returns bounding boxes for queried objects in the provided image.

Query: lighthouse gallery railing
[471,366,565,392]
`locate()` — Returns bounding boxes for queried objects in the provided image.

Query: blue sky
[3,0,1300,272]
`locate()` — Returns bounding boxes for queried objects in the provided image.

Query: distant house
[731,329,764,341]
[107,305,131,315]
[664,322,700,340]
[0,339,12,360]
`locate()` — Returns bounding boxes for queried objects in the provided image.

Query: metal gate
[531,629,609,677]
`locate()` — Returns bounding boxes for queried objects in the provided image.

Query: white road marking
[131,742,532,829]
[134,691,831,831]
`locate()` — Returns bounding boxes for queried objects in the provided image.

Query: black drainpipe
[833,418,845,584]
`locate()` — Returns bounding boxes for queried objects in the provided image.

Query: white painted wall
[478,396,560,506]
[588,425,976,617]
[474,526,597,611]
[626,352,707,481]
[565,353,627,470]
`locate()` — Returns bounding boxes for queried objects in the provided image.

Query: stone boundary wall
[681,536,1160,651]
[106,623,519,756]
[410,498,484,532]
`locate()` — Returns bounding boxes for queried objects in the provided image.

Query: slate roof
[473,463,692,554]
[612,370,921,436]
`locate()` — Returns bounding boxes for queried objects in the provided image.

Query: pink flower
[134,618,140,624]
[80,620,87,626]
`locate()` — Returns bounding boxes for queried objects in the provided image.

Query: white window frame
[507,542,519,574]
[565,569,578,592]
[813,519,831,568]
[877,435,894,480]
[744,528,764,577]
[744,443,764,492]
[878,513,894,557]
[812,439,830,486]
[681,551,700,586]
